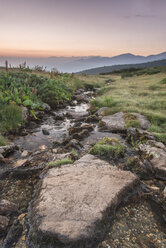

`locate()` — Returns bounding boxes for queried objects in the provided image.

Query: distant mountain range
[0,51,166,73]
[77,59,166,75]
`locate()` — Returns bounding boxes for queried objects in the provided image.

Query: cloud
[122,14,156,19]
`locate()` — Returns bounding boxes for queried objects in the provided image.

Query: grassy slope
[88,70,166,143]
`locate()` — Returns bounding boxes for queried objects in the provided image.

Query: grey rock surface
[139,143,166,179]
[28,154,138,247]
[100,112,125,132]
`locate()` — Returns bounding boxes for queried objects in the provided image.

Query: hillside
[77,59,166,75]
[0,51,166,73]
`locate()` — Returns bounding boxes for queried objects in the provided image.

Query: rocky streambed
[0,89,166,248]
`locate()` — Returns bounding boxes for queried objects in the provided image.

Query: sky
[0,0,166,57]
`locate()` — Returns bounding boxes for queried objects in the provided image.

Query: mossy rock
[124,113,141,128]
[89,137,125,159]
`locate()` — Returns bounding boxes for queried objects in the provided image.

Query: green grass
[89,137,125,159]
[0,134,7,146]
[89,69,166,143]
[48,158,74,167]
[124,113,141,128]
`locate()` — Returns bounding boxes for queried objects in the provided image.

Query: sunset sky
[0,0,166,57]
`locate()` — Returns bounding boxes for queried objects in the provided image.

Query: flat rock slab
[28,154,138,248]
[100,112,150,132]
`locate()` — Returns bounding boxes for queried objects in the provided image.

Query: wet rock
[21,106,28,121]
[68,127,82,135]
[70,100,77,106]
[127,128,155,145]
[65,139,82,150]
[100,112,125,132]
[53,113,64,121]
[28,155,138,248]
[65,111,88,119]
[0,215,9,235]
[2,220,23,248]
[0,200,18,215]
[80,123,94,131]
[42,103,51,112]
[42,129,50,135]
[75,94,89,103]
[0,144,19,157]
[79,129,89,138]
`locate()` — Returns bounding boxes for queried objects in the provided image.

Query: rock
[53,113,64,121]
[100,112,151,132]
[70,100,77,106]
[79,129,89,138]
[42,103,51,112]
[21,150,29,158]
[65,139,82,150]
[0,200,18,215]
[139,144,166,180]
[42,129,50,135]
[0,215,9,235]
[28,155,138,247]
[0,144,19,157]
[21,106,28,121]
[163,187,166,198]
[65,111,88,119]
[83,132,123,146]
[80,123,94,131]
[68,127,82,135]
[13,159,28,167]
[134,113,151,130]
[100,112,125,132]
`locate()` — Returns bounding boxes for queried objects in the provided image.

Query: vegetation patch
[89,137,125,159]
[0,104,22,132]
[0,134,7,146]
[124,113,141,128]
[159,78,166,84]
[48,158,74,167]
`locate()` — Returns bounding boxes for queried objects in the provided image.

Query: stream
[0,90,166,248]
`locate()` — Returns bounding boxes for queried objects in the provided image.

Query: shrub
[0,104,22,132]
[160,78,166,84]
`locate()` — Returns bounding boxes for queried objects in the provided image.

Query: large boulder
[28,154,138,248]
[100,112,126,132]
[100,112,151,132]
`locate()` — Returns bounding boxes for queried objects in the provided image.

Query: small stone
[42,129,50,135]
[0,200,18,215]
[18,214,26,220]
[21,150,29,158]
[13,159,27,167]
